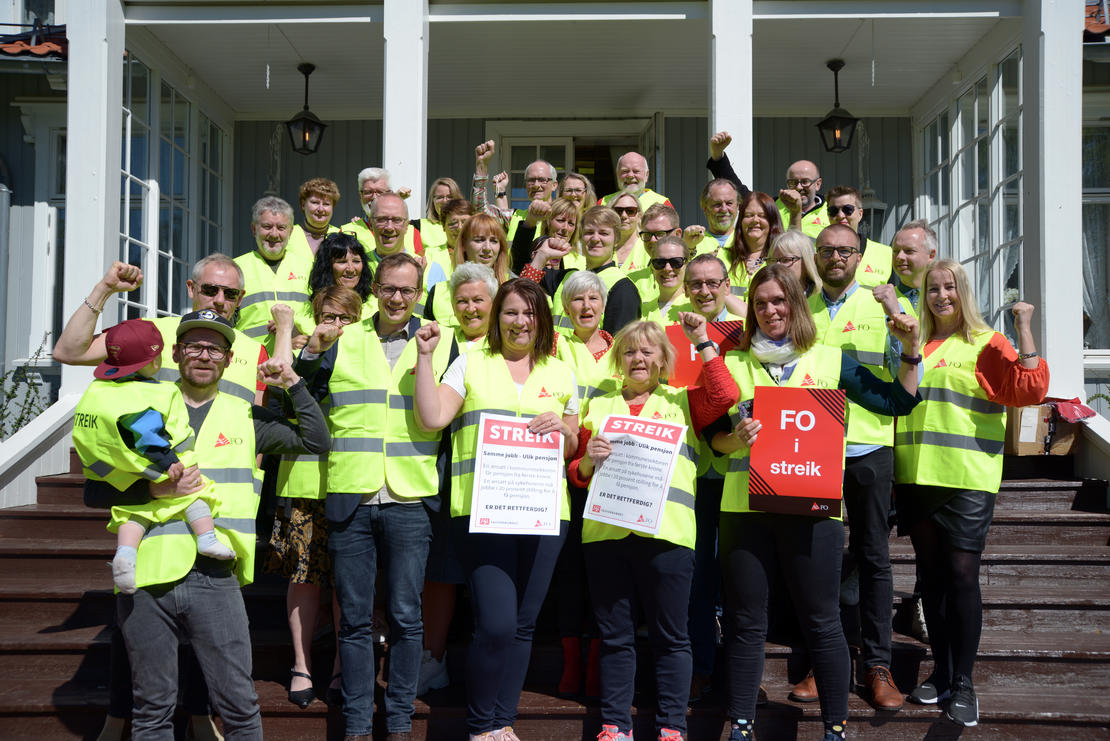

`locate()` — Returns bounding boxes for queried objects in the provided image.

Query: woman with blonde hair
[896,259,1048,727]
[569,317,738,741]
[419,177,464,251]
[558,172,598,218]
[766,229,822,297]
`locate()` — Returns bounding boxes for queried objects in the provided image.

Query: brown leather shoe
[866,666,905,711]
[788,672,818,703]
[757,684,769,706]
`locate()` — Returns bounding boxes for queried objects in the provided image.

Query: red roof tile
[0,24,67,60]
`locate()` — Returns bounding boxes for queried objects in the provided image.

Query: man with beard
[234,196,314,354]
[599,151,673,211]
[86,310,330,738]
[788,224,908,712]
[683,179,741,261]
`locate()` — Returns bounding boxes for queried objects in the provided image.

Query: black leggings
[452,518,567,735]
[909,518,984,686]
[720,512,850,725]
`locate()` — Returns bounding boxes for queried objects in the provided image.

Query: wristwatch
[696,340,717,353]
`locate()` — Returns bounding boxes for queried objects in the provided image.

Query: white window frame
[1081,120,1110,371]
[914,43,1023,335]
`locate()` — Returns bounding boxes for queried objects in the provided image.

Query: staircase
[0,451,1107,739]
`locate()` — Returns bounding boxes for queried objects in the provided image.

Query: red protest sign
[664,320,745,388]
[748,386,846,517]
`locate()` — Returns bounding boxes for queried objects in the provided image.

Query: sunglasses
[613,207,640,217]
[197,284,243,301]
[650,256,686,270]
[828,204,857,218]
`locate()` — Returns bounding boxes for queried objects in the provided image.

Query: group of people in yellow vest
[63,130,1049,741]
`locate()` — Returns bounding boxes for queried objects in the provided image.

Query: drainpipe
[0,183,10,373]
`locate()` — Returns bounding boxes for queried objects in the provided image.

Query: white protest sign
[470,412,563,536]
[583,414,687,536]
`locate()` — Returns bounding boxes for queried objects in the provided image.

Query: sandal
[288,668,315,709]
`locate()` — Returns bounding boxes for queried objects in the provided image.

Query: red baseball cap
[95,320,165,379]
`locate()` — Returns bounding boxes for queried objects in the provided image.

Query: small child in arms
[73,319,234,594]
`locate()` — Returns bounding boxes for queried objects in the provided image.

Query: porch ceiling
[142,15,1001,120]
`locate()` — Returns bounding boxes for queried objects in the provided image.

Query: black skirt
[894,483,997,553]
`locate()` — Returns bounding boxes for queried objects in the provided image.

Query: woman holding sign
[710,265,921,741]
[412,278,579,741]
[896,260,1048,727]
[568,317,738,741]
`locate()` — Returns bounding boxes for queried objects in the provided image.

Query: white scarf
[749,330,800,383]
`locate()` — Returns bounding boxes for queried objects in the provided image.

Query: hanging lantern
[816,59,859,154]
[285,63,327,155]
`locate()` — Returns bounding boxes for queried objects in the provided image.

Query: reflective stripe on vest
[131,393,260,588]
[894,331,1006,492]
[74,378,196,492]
[325,316,451,496]
[809,289,893,447]
[579,385,699,548]
[450,351,575,519]
[151,317,263,408]
[233,249,314,354]
[721,345,844,517]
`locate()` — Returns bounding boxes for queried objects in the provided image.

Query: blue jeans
[116,560,261,740]
[329,502,432,735]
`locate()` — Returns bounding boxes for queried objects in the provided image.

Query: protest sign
[748,386,846,517]
[584,414,687,535]
[665,320,744,387]
[470,413,563,535]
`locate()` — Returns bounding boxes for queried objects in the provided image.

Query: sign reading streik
[470,413,563,536]
[748,386,846,517]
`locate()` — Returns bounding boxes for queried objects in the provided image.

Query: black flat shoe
[288,669,315,708]
[326,672,343,707]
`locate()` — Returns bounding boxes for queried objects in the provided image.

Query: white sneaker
[416,649,449,694]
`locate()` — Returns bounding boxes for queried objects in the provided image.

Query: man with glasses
[342,167,421,256]
[790,223,910,712]
[79,309,329,739]
[825,185,894,288]
[296,252,453,741]
[54,255,271,408]
[599,151,673,211]
[472,139,556,243]
[629,204,683,302]
[235,196,315,355]
[684,179,741,260]
[706,130,830,239]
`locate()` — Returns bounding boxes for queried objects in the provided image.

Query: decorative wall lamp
[816,59,859,154]
[285,63,327,155]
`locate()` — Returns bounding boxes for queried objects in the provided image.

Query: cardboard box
[1005,404,1079,456]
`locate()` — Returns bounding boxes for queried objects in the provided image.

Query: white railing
[0,394,79,508]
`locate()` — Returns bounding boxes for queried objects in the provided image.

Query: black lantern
[816,59,859,154]
[285,63,327,155]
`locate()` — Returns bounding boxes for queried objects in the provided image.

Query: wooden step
[984,510,1110,545]
[0,504,110,539]
[890,543,1110,586]
[3,679,1110,740]
[31,473,86,506]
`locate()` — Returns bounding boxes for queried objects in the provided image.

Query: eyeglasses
[319,313,356,325]
[375,284,419,300]
[197,284,243,301]
[562,187,586,196]
[373,216,406,227]
[613,207,640,217]
[526,177,552,185]
[785,178,816,189]
[650,256,686,271]
[766,255,801,267]
[816,245,860,260]
[828,204,857,217]
[640,229,675,241]
[685,278,725,291]
[179,342,229,361]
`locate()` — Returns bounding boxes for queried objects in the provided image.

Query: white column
[1021,0,1084,397]
[382,0,428,206]
[710,0,753,181]
[61,0,124,395]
